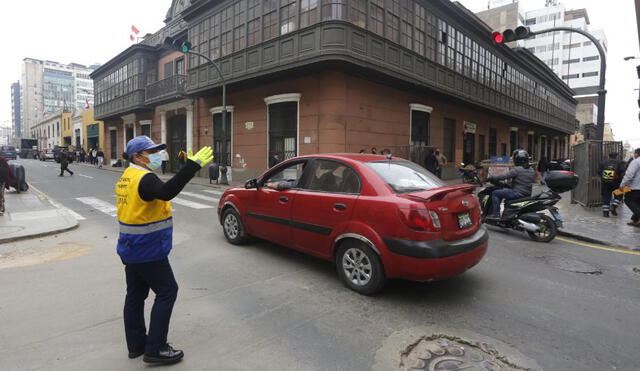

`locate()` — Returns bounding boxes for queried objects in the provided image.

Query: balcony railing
[145,75,187,104]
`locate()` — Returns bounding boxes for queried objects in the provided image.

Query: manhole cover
[538,256,602,275]
[633,266,640,275]
[402,336,527,370]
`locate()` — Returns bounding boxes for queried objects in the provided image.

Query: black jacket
[599,159,625,184]
[425,153,439,174]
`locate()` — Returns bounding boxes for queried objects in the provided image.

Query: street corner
[372,326,542,371]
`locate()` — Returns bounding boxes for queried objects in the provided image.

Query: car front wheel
[222,208,248,245]
[336,240,386,295]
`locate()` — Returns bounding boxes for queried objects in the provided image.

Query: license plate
[457,212,473,229]
[551,211,563,222]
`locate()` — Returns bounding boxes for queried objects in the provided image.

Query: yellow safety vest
[115,166,173,263]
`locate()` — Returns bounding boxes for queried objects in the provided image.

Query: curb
[557,229,640,250]
[0,183,80,244]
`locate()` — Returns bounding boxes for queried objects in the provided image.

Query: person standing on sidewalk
[177,150,187,170]
[96,148,105,168]
[58,150,74,177]
[160,150,169,175]
[116,136,213,364]
[619,148,640,227]
[599,152,626,217]
[0,155,15,216]
[424,148,439,175]
[435,148,447,179]
[91,148,98,166]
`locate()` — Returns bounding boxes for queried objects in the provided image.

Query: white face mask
[144,152,163,171]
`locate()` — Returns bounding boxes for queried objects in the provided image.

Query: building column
[160,111,167,145]
[186,104,193,152]
[122,124,127,153]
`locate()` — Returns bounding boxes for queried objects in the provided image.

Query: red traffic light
[492,31,504,44]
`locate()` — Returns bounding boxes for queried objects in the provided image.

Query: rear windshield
[366,161,444,194]
[2,146,15,151]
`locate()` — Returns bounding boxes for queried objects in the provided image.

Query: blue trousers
[492,189,523,215]
[124,258,178,354]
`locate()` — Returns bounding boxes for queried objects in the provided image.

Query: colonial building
[91,0,576,180]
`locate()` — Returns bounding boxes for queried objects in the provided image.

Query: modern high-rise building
[476,1,607,130]
[11,82,21,141]
[17,58,98,140]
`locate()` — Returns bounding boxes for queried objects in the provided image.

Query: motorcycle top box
[545,170,579,193]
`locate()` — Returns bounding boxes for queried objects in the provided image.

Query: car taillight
[398,205,440,232]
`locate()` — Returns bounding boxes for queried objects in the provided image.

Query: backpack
[602,162,618,183]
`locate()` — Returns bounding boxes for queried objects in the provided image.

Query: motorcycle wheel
[527,215,557,243]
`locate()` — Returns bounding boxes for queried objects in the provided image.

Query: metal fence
[571,140,623,207]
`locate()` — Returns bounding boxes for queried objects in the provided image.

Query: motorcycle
[459,163,483,186]
[477,170,579,242]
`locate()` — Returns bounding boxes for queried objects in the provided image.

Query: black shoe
[143,345,184,364]
[58,174,64,177]
[603,211,609,218]
[70,172,74,176]
[611,208,618,216]
[128,350,144,359]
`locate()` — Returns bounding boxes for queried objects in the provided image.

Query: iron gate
[571,140,623,207]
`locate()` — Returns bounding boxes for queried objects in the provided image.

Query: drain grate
[401,335,528,371]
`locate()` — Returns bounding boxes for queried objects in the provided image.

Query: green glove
[188,146,214,168]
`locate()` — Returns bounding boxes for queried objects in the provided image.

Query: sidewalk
[556,193,640,250]
[0,187,78,244]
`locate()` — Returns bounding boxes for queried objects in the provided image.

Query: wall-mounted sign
[244,121,254,130]
[463,121,476,134]
[304,137,311,144]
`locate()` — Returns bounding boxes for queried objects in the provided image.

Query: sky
[0,0,638,148]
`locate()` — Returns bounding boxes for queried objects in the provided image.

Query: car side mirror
[245,179,258,189]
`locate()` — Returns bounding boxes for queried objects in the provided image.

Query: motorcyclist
[599,152,626,217]
[486,149,536,220]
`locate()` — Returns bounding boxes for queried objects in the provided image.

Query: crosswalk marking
[179,191,220,203]
[76,197,117,217]
[171,197,214,209]
[202,190,225,196]
[77,174,94,179]
[49,199,86,221]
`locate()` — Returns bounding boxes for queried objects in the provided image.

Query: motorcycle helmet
[512,149,531,167]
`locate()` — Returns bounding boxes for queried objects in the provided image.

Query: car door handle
[279,196,289,203]
[333,203,347,211]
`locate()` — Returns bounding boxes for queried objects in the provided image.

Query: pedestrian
[92,148,98,166]
[371,147,378,155]
[160,149,169,175]
[59,150,74,177]
[599,152,626,217]
[425,148,439,175]
[359,149,366,154]
[619,148,640,227]
[538,156,549,184]
[434,148,447,179]
[177,150,187,170]
[97,148,105,169]
[87,148,93,165]
[381,148,391,156]
[0,155,15,216]
[116,136,213,364]
[268,152,280,168]
[80,149,86,163]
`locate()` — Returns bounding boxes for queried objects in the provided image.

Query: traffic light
[492,26,532,43]
[163,36,192,54]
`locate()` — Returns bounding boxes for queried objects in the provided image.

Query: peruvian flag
[85,98,90,109]
[130,25,140,42]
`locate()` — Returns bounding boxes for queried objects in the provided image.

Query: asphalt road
[1,159,639,370]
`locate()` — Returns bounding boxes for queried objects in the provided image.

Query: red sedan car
[218,154,488,294]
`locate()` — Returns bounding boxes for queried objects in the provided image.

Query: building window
[386,6,400,43]
[401,21,412,50]
[509,129,518,154]
[525,18,536,25]
[562,74,579,79]
[443,118,455,162]
[489,128,497,157]
[234,25,246,51]
[247,0,261,46]
[583,55,599,62]
[562,43,581,50]
[582,71,599,77]
[321,0,346,21]
[350,0,366,28]
[263,9,278,41]
[140,122,151,137]
[278,0,295,36]
[265,93,301,163]
[300,0,319,28]
[221,31,233,56]
[410,105,432,165]
[211,106,234,167]
[583,41,592,46]
[368,0,384,37]
[562,58,580,64]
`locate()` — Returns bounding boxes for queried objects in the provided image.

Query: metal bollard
[220,164,229,185]
[209,162,220,184]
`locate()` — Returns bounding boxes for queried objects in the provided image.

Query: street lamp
[164,36,229,184]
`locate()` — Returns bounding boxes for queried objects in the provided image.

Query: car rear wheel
[336,241,386,295]
[222,208,248,245]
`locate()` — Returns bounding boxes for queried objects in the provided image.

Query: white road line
[76,197,117,217]
[49,199,86,221]
[171,197,214,209]
[202,190,225,196]
[77,174,94,179]
[179,191,220,203]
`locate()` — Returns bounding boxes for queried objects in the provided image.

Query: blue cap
[125,136,167,158]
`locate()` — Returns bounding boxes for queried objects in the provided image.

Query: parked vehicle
[478,170,579,242]
[40,149,55,161]
[19,139,38,159]
[0,145,18,160]
[217,154,488,295]
[459,163,483,186]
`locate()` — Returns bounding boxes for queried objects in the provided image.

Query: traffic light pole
[184,49,229,184]
[529,27,607,141]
